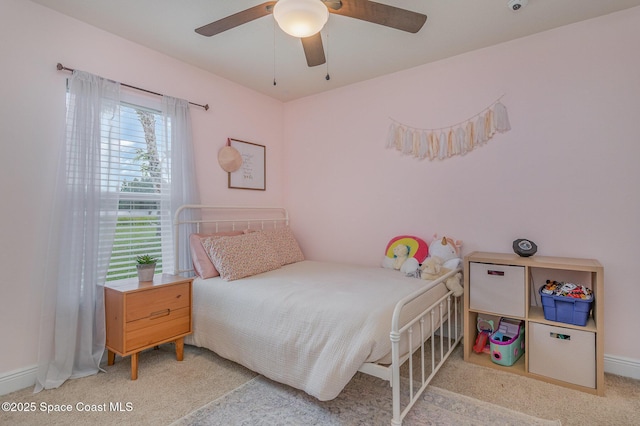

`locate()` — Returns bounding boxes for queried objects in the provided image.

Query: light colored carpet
[429,347,640,426]
[173,374,560,426]
[2,343,639,425]
[0,345,257,426]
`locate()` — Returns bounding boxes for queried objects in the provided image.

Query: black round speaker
[513,239,537,257]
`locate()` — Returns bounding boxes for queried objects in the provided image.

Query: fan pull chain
[273,20,277,86]
[325,19,330,81]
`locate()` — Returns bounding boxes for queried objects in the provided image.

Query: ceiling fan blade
[195,2,277,36]
[329,0,427,33]
[301,33,326,67]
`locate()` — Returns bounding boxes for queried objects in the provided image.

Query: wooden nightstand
[104,273,193,380]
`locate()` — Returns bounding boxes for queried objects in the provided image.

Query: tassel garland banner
[386,98,511,161]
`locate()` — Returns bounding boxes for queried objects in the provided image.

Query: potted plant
[136,254,158,282]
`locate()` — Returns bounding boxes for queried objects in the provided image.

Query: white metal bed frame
[173,205,463,426]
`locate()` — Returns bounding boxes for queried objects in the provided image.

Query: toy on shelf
[473,317,494,354]
[540,280,594,326]
[489,318,525,366]
[541,280,593,300]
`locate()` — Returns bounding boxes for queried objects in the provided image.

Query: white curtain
[161,96,200,274]
[35,71,121,391]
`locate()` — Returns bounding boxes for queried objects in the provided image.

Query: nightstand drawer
[126,282,190,322]
[126,306,191,351]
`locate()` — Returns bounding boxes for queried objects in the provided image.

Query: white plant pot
[136,264,156,282]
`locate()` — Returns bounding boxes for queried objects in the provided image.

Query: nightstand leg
[107,350,115,366]
[131,352,139,380]
[176,337,184,361]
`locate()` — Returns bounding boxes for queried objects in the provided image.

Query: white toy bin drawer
[469,262,525,317]
[529,322,595,388]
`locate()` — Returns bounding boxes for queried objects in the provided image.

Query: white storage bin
[529,322,595,388]
[469,262,525,317]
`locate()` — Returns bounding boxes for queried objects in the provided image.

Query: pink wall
[2,0,638,390]
[1,0,283,382]
[283,8,640,362]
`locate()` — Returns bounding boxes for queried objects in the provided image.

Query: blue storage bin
[539,286,593,326]
[489,318,525,366]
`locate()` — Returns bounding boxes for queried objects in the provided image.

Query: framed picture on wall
[228,138,266,190]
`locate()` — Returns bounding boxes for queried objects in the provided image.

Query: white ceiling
[31,0,640,102]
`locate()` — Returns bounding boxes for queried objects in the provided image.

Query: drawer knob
[487,270,505,276]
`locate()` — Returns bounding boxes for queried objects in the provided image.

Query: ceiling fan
[195,0,427,67]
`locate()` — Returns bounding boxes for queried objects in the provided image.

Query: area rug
[172,373,561,426]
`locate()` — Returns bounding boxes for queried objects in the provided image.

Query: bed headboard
[173,205,289,276]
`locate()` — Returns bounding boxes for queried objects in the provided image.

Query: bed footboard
[389,268,463,426]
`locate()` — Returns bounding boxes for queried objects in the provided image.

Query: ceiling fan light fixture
[273,0,329,38]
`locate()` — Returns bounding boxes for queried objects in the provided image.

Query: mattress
[185,260,449,400]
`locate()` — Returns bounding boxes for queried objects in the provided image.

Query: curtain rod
[56,63,209,111]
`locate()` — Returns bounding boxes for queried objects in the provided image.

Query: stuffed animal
[400,257,420,277]
[445,272,464,297]
[381,256,395,269]
[428,235,463,270]
[420,256,451,280]
[381,245,420,277]
[392,244,409,270]
[381,235,429,277]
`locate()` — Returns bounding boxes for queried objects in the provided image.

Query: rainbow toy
[385,235,429,263]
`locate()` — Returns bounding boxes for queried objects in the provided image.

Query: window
[106,101,173,281]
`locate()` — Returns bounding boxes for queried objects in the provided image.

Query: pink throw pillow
[261,227,304,265]
[190,231,243,278]
[202,232,282,281]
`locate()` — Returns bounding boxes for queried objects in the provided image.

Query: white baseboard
[604,354,640,380]
[2,353,638,396]
[0,350,112,396]
[0,365,38,396]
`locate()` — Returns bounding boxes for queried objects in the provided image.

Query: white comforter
[185,260,449,401]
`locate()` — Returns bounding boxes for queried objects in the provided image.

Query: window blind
[106,102,172,281]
